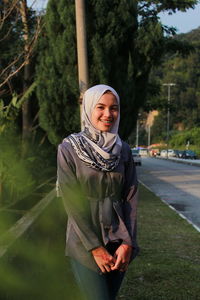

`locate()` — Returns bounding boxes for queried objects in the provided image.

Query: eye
[96,106,104,110]
[111,106,119,111]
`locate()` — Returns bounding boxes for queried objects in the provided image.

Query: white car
[160,149,176,158]
[131,149,142,166]
[168,149,177,157]
[160,150,168,157]
[139,148,149,156]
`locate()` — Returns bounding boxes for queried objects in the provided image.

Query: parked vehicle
[160,149,177,158]
[173,150,181,158]
[168,149,178,157]
[150,149,160,157]
[179,150,198,159]
[131,149,142,166]
[139,148,149,156]
[160,150,168,157]
[176,150,184,158]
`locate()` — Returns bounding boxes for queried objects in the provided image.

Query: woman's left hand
[111,244,132,272]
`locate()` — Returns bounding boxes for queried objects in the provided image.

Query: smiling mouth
[100,120,113,124]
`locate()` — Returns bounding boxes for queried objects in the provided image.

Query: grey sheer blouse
[57,138,139,272]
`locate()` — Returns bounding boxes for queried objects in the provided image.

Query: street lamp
[163,83,176,158]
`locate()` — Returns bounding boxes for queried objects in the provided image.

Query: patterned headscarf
[66,84,122,171]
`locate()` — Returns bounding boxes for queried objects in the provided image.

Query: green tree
[36,0,80,145]
[150,27,200,143]
[150,113,167,143]
[169,127,200,155]
[86,0,138,139]
[0,0,24,98]
[36,0,198,144]
[0,0,41,141]
[36,0,137,144]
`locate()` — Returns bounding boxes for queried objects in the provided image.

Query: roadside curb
[153,156,200,167]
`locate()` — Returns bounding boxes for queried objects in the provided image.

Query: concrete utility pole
[75,0,89,127]
[148,125,151,147]
[136,119,139,148]
[163,83,176,158]
[135,113,141,148]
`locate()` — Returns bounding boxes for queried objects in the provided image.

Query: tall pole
[136,119,139,148]
[75,0,89,128]
[136,113,141,148]
[148,125,151,147]
[163,83,176,158]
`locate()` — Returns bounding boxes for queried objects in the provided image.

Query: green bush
[169,127,200,155]
[0,129,36,205]
[0,128,56,207]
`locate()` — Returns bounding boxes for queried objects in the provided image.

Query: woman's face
[91,92,119,132]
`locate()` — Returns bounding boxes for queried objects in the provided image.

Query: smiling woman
[57,84,139,300]
[91,92,119,132]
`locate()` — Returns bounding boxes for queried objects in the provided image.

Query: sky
[28,0,200,34]
[159,2,200,34]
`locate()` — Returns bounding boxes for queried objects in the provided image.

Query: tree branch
[0,16,43,89]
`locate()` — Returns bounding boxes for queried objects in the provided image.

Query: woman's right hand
[91,246,116,273]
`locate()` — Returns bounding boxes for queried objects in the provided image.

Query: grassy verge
[1,184,200,299]
[119,184,200,300]
[0,197,84,300]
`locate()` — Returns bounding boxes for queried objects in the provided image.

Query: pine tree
[36,0,80,145]
[86,0,138,139]
[36,0,138,144]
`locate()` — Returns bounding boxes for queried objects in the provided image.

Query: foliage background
[0,0,200,208]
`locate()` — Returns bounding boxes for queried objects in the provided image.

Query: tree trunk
[19,0,32,144]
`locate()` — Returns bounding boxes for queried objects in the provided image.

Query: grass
[0,197,84,300]
[1,184,200,299]
[119,184,200,300]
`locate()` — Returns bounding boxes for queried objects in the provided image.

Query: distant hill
[149,26,200,144]
[176,26,200,43]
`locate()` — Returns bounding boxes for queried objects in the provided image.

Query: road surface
[137,157,200,232]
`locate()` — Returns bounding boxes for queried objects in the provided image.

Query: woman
[57,84,138,300]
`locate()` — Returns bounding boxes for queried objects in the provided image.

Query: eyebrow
[96,102,118,106]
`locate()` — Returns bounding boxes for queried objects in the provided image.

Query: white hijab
[65,85,122,171]
[82,84,122,157]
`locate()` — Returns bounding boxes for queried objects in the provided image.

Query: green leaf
[11,95,18,107]
[0,99,4,111]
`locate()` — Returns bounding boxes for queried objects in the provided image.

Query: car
[173,150,181,158]
[160,150,168,158]
[179,150,197,159]
[168,149,178,157]
[150,149,160,157]
[131,149,142,166]
[160,149,176,158]
[176,150,184,158]
[139,148,149,156]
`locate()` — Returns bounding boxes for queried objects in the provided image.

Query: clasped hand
[91,244,132,273]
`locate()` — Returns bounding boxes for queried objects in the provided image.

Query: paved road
[137,157,200,232]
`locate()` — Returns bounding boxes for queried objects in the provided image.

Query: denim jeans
[70,242,125,300]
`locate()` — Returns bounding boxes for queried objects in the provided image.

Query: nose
[103,108,112,118]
